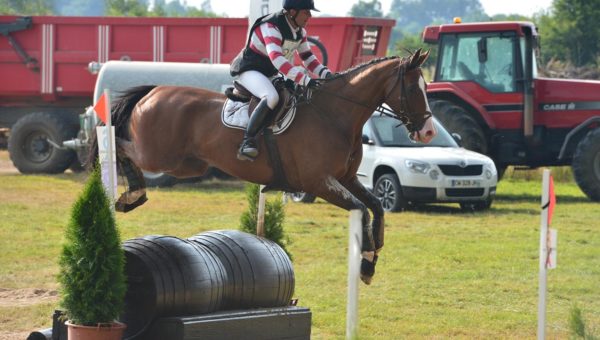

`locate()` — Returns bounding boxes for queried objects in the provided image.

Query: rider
[230,0,331,161]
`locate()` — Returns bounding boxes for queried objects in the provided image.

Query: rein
[297,59,430,133]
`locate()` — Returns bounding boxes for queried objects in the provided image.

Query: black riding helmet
[283,0,320,12]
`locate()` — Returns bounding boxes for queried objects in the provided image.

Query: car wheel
[289,192,316,203]
[460,199,492,212]
[374,173,406,212]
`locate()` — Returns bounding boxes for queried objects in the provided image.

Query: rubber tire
[429,99,488,155]
[307,36,328,67]
[289,192,317,203]
[143,171,177,188]
[572,128,600,201]
[374,173,407,212]
[8,112,78,174]
[460,198,493,212]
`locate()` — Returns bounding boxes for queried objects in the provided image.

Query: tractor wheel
[429,99,488,155]
[572,128,600,201]
[8,112,78,174]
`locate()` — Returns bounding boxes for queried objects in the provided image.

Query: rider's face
[290,9,312,28]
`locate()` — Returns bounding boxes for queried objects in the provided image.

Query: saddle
[224,77,296,129]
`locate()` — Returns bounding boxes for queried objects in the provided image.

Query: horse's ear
[417,49,431,66]
[409,48,423,69]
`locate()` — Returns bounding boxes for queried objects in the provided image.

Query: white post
[257,185,266,237]
[347,210,362,339]
[95,89,117,211]
[249,0,282,26]
[537,169,551,340]
[105,89,116,205]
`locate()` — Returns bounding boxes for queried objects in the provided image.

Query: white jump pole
[538,169,557,340]
[257,185,266,237]
[347,210,363,339]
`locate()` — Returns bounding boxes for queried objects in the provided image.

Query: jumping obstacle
[121,230,303,339]
[29,230,309,340]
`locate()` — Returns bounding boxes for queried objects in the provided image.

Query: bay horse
[110,49,436,284]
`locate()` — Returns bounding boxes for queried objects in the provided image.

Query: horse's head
[384,49,437,143]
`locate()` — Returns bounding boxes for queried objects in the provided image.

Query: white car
[358,114,497,211]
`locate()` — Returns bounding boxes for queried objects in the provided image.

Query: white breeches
[237,70,280,109]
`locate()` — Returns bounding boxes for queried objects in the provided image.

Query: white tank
[93,61,233,103]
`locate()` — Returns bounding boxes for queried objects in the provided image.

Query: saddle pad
[221,99,296,135]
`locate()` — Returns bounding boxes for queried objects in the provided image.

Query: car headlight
[484,164,496,180]
[405,159,430,174]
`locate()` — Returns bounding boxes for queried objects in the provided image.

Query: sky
[191,0,553,18]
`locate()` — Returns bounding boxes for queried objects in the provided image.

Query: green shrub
[569,305,599,340]
[58,166,126,325]
[240,183,293,260]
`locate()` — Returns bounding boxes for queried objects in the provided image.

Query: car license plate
[451,179,481,187]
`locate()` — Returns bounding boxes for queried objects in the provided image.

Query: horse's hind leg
[115,141,148,213]
[312,176,377,284]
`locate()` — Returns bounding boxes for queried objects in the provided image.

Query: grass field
[0,151,598,339]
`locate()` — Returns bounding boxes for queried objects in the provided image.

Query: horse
[108,49,436,284]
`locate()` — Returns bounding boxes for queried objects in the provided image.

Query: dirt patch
[0,288,58,307]
[0,150,17,174]
[0,331,31,340]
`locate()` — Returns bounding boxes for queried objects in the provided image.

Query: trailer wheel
[307,36,328,67]
[572,128,600,201]
[8,112,78,174]
[143,171,177,188]
[429,99,488,155]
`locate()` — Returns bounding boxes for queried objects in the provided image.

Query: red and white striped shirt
[248,20,330,86]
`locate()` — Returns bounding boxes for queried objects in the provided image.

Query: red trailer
[0,15,394,173]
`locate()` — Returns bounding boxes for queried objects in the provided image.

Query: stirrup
[237,141,258,161]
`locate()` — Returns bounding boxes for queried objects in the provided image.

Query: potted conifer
[58,166,127,339]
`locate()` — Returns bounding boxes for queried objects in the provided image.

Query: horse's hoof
[115,190,147,213]
[360,273,373,285]
[360,256,378,285]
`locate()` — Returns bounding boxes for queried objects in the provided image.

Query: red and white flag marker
[93,90,117,206]
[537,169,557,340]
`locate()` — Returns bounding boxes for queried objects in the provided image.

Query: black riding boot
[238,98,272,161]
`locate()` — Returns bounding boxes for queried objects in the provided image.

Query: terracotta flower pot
[65,320,126,340]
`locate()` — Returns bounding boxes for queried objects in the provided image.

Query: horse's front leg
[343,177,384,285]
[312,176,376,285]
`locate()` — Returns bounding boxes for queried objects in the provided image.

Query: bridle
[299,58,431,134]
[377,62,431,133]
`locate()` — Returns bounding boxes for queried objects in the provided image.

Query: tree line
[349,0,599,70]
[0,0,216,17]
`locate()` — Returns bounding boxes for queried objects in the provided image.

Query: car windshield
[369,115,458,147]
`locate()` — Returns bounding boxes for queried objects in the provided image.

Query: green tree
[349,0,384,18]
[106,0,148,16]
[59,166,126,325]
[538,0,599,66]
[239,184,292,260]
[52,0,105,16]
[0,0,53,15]
[393,32,437,68]
[387,0,488,52]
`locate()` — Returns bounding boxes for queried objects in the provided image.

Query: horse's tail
[86,85,157,170]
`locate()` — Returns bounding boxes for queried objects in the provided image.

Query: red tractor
[422,20,600,201]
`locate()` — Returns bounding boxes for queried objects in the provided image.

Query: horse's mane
[330,54,413,79]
